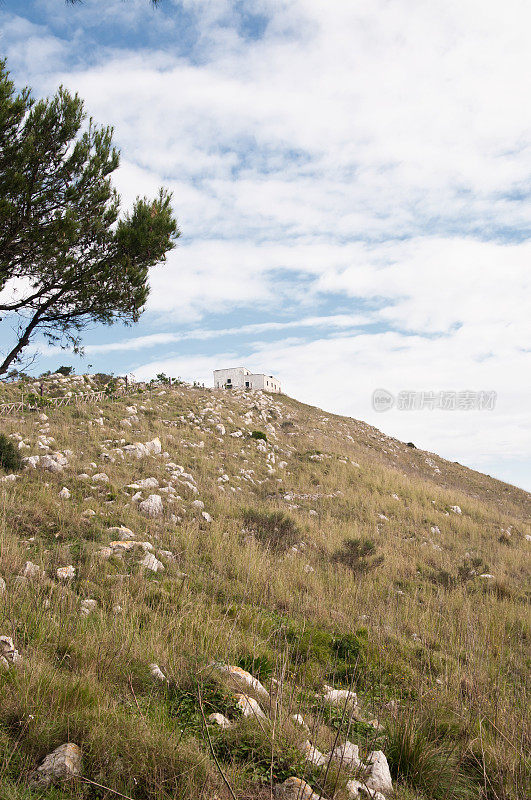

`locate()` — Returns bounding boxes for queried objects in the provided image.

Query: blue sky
[1,0,530,490]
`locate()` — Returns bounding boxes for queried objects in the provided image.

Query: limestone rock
[0,576,5,593]
[150,663,167,681]
[275,777,321,800]
[39,454,64,473]
[145,437,162,455]
[29,742,82,787]
[57,565,75,581]
[346,780,386,800]
[139,494,163,518]
[322,684,357,707]
[59,487,71,499]
[80,599,97,616]
[216,664,269,700]
[23,561,45,580]
[235,693,267,720]
[450,505,462,514]
[302,740,327,766]
[140,553,164,572]
[208,712,231,728]
[0,635,22,668]
[330,740,361,770]
[365,751,393,795]
[92,473,109,483]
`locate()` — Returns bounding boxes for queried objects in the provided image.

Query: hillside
[0,375,529,800]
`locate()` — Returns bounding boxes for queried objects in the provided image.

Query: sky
[1,0,530,490]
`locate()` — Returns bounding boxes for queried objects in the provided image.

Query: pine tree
[0,60,179,375]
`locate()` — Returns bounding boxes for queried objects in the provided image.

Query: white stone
[29,742,82,787]
[322,684,358,707]
[139,494,163,518]
[450,505,462,514]
[302,740,327,766]
[150,663,167,681]
[330,741,361,770]
[57,565,75,581]
[208,712,231,728]
[0,635,22,666]
[144,438,162,455]
[275,777,321,800]
[138,477,159,489]
[80,599,97,616]
[201,511,212,523]
[291,714,310,733]
[235,693,267,720]
[59,487,71,499]
[216,664,269,699]
[0,576,5,593]
[140,553,164,572]
[365,751,393,795]
[92,473,109,483]
[23,561,44,579]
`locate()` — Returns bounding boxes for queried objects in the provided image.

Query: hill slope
[0,376,529,800]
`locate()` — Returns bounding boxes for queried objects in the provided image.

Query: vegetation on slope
[0,376,529,800]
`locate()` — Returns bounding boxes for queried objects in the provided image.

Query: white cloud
[3,0,531,487]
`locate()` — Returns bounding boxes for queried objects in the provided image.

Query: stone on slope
[59,487,71,499]
[216,664,269,699]
[235,693,267,720]
[29,743,82,788]
[275,777,321,800]
[208,712,231,729]
[150,663,167,681]
[57,566,75,581]
[330,741,361,770]
[0,635,22,668]
[322,684,358,707]
[365,750,393,795]
[140,553,164,572]
[139,494,164,518]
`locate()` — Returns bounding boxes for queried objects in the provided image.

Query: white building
[213,367,281,393]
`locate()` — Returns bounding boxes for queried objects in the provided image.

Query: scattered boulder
[57,566,75,581]
[235,693,267,720]
[275,777,321,800]
[59,487,71,499]
[330,741,361,770]
[80,599,97,616]
[23,561,45,580]
[139,494,163,518]
[216,664,269,700]
[322,684,357,707]
[92,473,109,483]
[365,750,393,795]
[29,742,82,788]
[450,505,462,514]
[149,663,167,681]
[0,635,22,668]
[208,712,231,729]
[302,740,327,766]
[140,553,164,572]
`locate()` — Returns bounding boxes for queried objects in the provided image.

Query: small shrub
[332,538,384,574]
[242,508,300,552]
[56,365,73,376]
[0,434,22,473]
[251,430,267,441]
[385,714,477,800]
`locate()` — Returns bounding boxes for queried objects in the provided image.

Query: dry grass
[0,377,529,800]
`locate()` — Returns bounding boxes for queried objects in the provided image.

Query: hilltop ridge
[0,375,529,800]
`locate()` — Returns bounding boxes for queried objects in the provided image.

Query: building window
[245,381,250,388]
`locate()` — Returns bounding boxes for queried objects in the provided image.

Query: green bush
[332,538,384,574]
[242,508,300,552]
[250,430,267,441]
[385,714,477,800]
[0,434,22,473]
